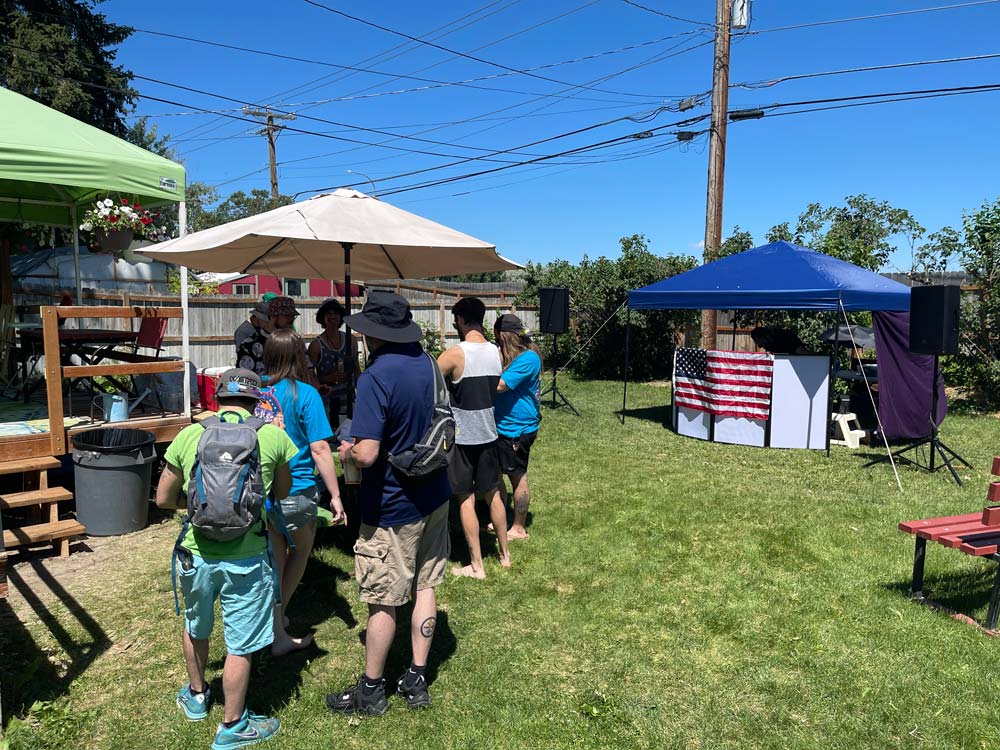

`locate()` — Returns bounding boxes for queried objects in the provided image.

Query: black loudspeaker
[539,287,570,334]
[909,285,960,355]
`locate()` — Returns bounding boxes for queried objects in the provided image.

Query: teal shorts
[177,551,274,656]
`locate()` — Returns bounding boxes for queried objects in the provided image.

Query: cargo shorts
[353,502,450,607]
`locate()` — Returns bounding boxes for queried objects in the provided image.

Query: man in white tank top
[437,297,510,578]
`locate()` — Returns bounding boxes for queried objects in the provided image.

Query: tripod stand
[539,333,579,416]
[890,355,970,485]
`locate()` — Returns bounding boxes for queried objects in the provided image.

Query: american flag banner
[673,347,775,421]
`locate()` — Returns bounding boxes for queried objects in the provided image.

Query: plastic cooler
[197,366,229,411]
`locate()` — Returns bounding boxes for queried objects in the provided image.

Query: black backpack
[388,353,455,478]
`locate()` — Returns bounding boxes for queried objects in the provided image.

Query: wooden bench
[899,456,1000,630]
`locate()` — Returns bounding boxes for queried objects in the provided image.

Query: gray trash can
[71,428,157,536]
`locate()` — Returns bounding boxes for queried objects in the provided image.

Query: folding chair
[129,316,169,415]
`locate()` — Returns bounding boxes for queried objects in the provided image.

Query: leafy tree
[776,194,923,271]
[518,234,697,380]
[0,0,135,136]
[429,271,508,283]
[708,225,754,261]
[204,189,293,227]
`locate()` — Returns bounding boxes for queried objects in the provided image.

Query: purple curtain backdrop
[872,311,947,440]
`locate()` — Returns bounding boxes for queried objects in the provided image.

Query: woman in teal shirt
[493,314,542,540]
[263,329,346,655]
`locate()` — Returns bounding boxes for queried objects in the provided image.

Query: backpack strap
[243,415,266,431]
[170,517,191,616]
[427,352,448,408]
[200,415,222,428]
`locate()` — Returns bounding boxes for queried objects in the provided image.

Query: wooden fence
[15,286,538,371]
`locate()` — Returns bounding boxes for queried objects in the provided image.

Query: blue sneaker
[210,710,280,750]
[176,683,211,721]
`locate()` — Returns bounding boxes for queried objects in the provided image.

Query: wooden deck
[0,413,196,460]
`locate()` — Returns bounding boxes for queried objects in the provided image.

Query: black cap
[343,291,422,343]
[495,314,525,334]
[215,368,264,402]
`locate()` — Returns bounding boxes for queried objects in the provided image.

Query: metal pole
[699,0,732,351]
[621,309,631,425]
[343,242,355,418]
[71,205,82,306]
[179,201,191,419]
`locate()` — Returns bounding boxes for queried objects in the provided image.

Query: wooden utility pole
[700,0,732,350]
[243,107,297,199]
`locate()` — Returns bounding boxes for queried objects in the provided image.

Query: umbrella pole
[621,308,631,425]
[179,200,191,419]
[343,242,355,419]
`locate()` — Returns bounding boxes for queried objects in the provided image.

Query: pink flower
[133,203,141,210]
[108,215,118,223]
[140,217,152,225]
[121,198,129,205]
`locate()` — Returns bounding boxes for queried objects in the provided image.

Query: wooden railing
[40,305,187,455]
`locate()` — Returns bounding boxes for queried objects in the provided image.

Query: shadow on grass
[884,565,998,624]
[355,609,458,691]
[0,561,110,727]
[617,404,672,427]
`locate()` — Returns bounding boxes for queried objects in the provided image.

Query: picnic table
[17,328,138,401]
[899,457,1000,630]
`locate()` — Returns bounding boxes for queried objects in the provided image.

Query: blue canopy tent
[620,241,914,461]
[627,241,912,311]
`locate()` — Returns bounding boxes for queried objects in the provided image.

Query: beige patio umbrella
[143,188,519,280]
[143,187,519,413]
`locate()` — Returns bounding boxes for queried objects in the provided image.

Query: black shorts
[448,441,500,496]
[497,431,537,476]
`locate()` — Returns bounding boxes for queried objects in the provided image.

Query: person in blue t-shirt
[493,314,542,540]
[262,328,346,656]
[328,291,451,717]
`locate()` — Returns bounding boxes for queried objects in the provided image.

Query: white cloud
[690,240,705,250]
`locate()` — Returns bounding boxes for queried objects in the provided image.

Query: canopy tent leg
[179,201,191,419]
[343,241,355,419]
[72,205,82,307]
[621,308,631,425]
[827,311,839,458]
[731,311,737,349]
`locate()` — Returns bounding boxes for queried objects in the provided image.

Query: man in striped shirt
[437,297,511,578]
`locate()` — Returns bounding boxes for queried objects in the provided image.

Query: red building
[202,273,362,298]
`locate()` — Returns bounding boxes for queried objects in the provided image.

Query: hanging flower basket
[79,198,167,258]
[93,227,134,253]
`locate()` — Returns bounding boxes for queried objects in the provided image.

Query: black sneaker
[326,676,389,717]
[396,670,431,709]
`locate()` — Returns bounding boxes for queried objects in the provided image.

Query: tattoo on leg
[514,489,530,518]
[419,616,436,638]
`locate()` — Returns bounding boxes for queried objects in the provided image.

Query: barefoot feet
[507,526,529,540]
[498,551,511,569]
[451,564,486,580]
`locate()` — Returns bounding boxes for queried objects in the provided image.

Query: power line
[732,52,1000,89]
[301,0,663,98]
[620,0,714,27]
[745,0,1000,36]
[169,0,518,143]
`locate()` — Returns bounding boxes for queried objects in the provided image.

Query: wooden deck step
[0,456,61,476]
[3,519,85,548]
[0,487,73,510]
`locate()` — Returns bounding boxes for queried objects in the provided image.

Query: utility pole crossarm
[243,107,297,199]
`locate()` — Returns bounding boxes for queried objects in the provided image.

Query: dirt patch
[4,516,179,615]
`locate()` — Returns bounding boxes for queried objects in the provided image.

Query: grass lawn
[4,377,1000,749]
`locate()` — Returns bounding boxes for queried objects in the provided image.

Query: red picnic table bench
[899,457,1000,630]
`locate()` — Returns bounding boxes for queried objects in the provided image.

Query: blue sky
[104,0,1000,272]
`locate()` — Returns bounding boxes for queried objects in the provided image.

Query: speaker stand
[539,333,580,416]
[888,355,970,486]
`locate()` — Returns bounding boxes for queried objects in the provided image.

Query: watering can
[92,389,151,423]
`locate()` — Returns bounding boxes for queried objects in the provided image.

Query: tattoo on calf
[419,616,436,638]
[514,491,530,517]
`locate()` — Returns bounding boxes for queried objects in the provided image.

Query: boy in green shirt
[156,369,298,749]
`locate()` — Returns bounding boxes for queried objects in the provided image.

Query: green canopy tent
[0,87,192,411]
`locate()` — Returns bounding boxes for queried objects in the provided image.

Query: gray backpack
[186,413,266,542]
[388,353,455,478]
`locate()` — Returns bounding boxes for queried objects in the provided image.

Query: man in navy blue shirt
[327,291,451,717]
